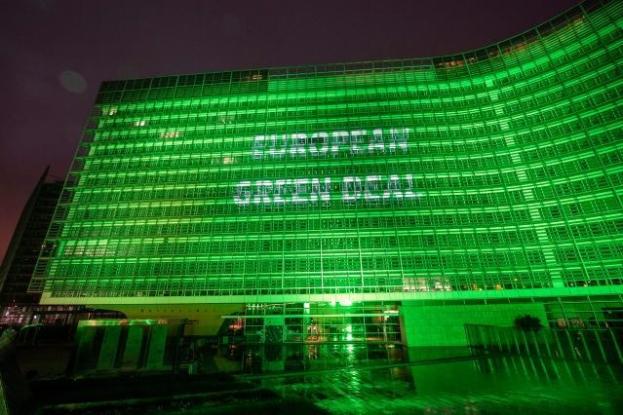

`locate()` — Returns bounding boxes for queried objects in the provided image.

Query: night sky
[1,0,580,260]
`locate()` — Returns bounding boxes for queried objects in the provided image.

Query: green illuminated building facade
[30,0,622,344]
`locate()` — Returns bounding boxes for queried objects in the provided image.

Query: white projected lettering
[236,127,421,207]
[234,175,418,206]
[342,174,417,202]
[235,178,332,206]
[252,128,410,159]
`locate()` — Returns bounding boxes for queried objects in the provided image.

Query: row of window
[61,187,621,222]
[55,234,621,260]
[43,266,621,298]
[88,101,622,153]
[95,55,622,134]
[50,249,611,277]
[74,152,622,194]
[57,216,622,242]
[77,146,622,183]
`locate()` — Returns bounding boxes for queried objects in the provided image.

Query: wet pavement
[253,350,623,414]
[20,341,623,414]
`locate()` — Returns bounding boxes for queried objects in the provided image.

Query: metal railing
[465,323,623,364]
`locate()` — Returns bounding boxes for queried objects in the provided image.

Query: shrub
[514,315,543,332]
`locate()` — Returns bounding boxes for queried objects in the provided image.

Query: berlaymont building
[29,0,622,348]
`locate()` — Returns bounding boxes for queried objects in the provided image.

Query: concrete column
[121,325,144,369]
[96,325,121,371]
[74,325,97,373]
[145,324,167,370]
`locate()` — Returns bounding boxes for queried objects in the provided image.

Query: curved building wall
[31,0,623,304]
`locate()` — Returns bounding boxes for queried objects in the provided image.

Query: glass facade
[1,173,62,307]
[31,0,623,304]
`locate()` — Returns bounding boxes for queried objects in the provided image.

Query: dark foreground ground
[33,373,327,415]
[4,341,329,414]
[4,340,623,414]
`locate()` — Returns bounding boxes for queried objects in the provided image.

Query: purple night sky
[0,0,580,260]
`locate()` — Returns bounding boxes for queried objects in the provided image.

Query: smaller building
[0,168,64,325]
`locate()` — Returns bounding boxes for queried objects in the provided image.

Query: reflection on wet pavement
[251,347,623,414]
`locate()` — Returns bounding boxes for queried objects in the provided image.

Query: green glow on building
[29,0,622,309]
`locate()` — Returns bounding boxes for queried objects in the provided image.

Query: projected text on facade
[236,127,416,206]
